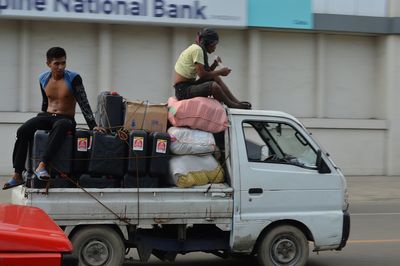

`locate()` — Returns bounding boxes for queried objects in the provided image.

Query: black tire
[71,226,125,266]
[257,225,309,266]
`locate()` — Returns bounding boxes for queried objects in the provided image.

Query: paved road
[121,204,400,266]
[307,202,400,266]
[2,175,400,265]
[335,177,400,265]
[121,175,400,265]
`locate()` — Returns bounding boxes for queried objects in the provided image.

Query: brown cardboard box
[124,101,168,133]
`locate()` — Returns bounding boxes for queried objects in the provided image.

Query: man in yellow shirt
[173,28,251,109]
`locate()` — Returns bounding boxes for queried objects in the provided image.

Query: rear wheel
[71,226,125,266]
[258,225,309,266]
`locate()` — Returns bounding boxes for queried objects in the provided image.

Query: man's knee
[16,123,35,138]
[53,119,75,132]
[210,82,221,93]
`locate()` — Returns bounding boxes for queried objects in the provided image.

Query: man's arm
[209,56,222,71]
[195,62,231,80]
[71,75,97,130]
[209,61,218,71]
[40,83,48,112]
[190,45,230,80]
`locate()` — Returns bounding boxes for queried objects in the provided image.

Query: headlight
[343,188,349,211]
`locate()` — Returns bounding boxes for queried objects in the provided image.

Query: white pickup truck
[11,108,350,266]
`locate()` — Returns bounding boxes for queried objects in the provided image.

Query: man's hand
[219,67,232,76]
[210,56,222,71]
[214,56,222,66]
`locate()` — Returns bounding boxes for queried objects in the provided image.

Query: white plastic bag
[169,155,224,187]
[168,127,216,155]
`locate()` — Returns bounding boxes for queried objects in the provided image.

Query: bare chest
[45,79,73,101]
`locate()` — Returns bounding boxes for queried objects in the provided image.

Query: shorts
[174,80,213,100]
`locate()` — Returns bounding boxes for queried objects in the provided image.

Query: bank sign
[0,0,246,27]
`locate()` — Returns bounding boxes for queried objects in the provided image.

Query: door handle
[248,188,263,194]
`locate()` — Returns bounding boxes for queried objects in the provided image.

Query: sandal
[34,168,50,181]
[3,178,25,190]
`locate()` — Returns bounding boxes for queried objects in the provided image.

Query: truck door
[234,117,343,222]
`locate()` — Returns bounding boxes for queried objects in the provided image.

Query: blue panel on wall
[249,0,313,29]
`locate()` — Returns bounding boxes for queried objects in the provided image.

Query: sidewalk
[346,175,400,203]
[1,175,400,203]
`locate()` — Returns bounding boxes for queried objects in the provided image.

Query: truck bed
[11,183,233,228]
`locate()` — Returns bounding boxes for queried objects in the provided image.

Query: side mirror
[316,149,331,174]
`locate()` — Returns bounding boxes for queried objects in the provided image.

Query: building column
[18,21,30,112]
[384,35,400,175]
[248,29,261,109]
[98,24,112,93]
[387,0,400,17]
[315,33,326,118]
[170,28,191,96]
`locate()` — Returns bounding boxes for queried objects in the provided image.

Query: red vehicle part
[0,203,73,266]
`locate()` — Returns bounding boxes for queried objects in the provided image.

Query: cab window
[243,121,317,168]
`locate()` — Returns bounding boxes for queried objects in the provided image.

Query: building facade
[0,0,400,176]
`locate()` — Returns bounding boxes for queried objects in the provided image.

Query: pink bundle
[167,97,228,133]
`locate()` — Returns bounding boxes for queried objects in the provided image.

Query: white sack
[168,127,215,155]
[169,154,221,185]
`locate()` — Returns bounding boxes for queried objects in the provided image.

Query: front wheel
[257,225,309,266]
[71,226,125,266]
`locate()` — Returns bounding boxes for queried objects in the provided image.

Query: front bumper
[336,210,350,250]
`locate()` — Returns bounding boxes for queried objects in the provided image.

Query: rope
[31,145,228,226]
[48,163,133,225]
[32,101,227,223]
[125,100,147,130]
[97,96,113,131]
[31,150,220,163]
[206,153,230,193]
[96,93,128,133]
[30,95,228,224]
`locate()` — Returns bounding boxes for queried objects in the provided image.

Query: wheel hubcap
[82,240,109,266]
[271,237,297,264]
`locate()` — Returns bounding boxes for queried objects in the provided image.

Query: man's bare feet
[34,162,50,181]
[3,172,24,190]
[13,172,23,182]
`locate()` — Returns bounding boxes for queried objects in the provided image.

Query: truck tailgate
[11,184,233,227]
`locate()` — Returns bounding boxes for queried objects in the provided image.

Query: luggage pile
[167,96,228,187]
[28,92,228,189]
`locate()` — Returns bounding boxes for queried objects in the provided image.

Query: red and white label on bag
[156,139,167,154]
[77,138,88,152]
[133,137,144,151]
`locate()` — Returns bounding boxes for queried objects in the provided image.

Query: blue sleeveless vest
[39,70,78,92]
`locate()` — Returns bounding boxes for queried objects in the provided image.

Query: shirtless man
[3,47,102,190]
[173,28,251,109]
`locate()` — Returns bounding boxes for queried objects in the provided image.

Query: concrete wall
[1,17,400,176]
[313,0,387,16]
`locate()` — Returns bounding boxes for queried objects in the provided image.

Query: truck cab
[227,109,349,265]
[11,109,350,266]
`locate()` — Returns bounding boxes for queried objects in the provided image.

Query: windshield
[243,121,317,168]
